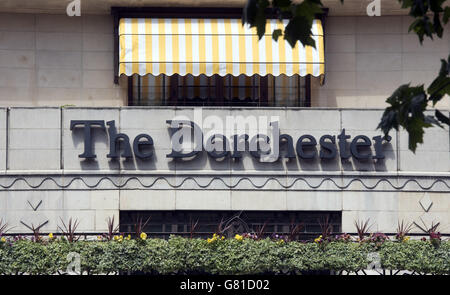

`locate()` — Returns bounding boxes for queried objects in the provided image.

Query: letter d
[366,0,380,17]
[66,0,81,17]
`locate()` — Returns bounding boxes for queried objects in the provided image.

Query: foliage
[378,56,450,151]
[0,218,10,237]
[58,217,80,243]
[402,0,450,43]
[0,236,448,275]
[354,219,372,241]
[243,0,450,152]
[379,240,450,275]
[396,220,413,242]
[243,0,328,47]
[105,216,120,241]
[131,215,151,238]
[318,216,334,241]
[368,232,390,249]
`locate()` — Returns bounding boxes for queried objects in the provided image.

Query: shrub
[0,237,448,275]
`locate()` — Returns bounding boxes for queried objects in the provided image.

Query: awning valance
[119,18,324,77]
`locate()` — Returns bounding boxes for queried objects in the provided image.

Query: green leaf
[378,84,433,153]
[433,12,443,38]
[273,0,292,10]
[427,55,450,105]
[406,122,428,152]
[242,0,258,26]
[436,109,450,126]
[242,0,270,40]
[293,0,323,20]
[284,16,316,48]
[401,0,447,42]
[282,0,324,48]
[424,115,443,128]
[272,28,283,41]
[443,6,450,23]
[378,108,399,135]
[428,77,450,105]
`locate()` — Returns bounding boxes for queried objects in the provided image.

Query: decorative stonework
[20,198,48,234]
[0,174,448,192]
[419,194,433,212]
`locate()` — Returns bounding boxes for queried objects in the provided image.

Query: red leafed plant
[318,216,334,242]
[0,218,10,238]
[132,215,151,238]
[105,216,120,241]
[188,218,199,239]
[354,219,372,242]
[286,220,304,242]
[395,220,413,242]
[58,217,80,242]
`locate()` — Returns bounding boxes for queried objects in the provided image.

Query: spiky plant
[252,221,268,240]
[318,216,334,241]
[287,221,303,242]
[188,218,199,239]
[396,220,413,241]
[58,217,80,242]
[106,216,120,241]
[133,215,151,238]
[0,218,10,237]
[354,219,372,242]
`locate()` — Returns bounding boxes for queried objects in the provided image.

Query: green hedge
[0,237,448,275]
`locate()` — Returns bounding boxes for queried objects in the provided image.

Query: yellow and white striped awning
[119,18,324,77]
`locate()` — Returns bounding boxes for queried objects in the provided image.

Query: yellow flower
[235,234,243,241]
[118,235,123,242]
[0,237,6,243]
[314,235,322,243]
[48,233,54,239]
[140,232,147,240]
[113,235,119,241]
[126,234,131,240]
[207,233,225,243]
[97,236,102,241]
[403,236,410,242]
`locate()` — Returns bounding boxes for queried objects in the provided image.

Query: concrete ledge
[0,173,448,192]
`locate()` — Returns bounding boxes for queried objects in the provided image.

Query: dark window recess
[128,74,311,107]
[120,210,341,240]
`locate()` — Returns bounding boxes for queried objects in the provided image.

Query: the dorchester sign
[70,118,392,163]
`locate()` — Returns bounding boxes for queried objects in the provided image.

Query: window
[128,74,311,107]
[113,7,325,106]
[120,210,341,240]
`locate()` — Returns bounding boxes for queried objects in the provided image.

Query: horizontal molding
[2,170,450,177]
[0,174,448,192]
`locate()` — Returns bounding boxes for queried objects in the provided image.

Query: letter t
[70,120,106,159]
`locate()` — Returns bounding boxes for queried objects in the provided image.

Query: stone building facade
[0,0,448,236]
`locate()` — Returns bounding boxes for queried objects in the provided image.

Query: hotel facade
[0,0,448,238]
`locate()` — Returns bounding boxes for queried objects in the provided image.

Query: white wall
[0,13,448,109]
[314,15,450,110]
[0,13,127,107]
